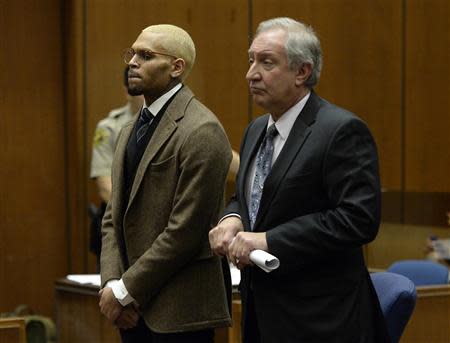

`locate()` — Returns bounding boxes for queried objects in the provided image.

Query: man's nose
[246,64,261,81]
[128,54,140,67]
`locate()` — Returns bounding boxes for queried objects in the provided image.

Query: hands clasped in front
[99,287,139,330]
[209,216,268,269]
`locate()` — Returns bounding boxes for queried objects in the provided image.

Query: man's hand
[228,232,268,269]
[114,304,139,330]
[99,287,123,323]
[95,175,112,203]
[209,216,244,256]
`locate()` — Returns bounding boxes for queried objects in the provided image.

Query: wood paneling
[251,0,403,191]
[404,192,450,226]
[63,0,92,274]
[179,1,250,151]
[0,0,68,316]
[405,0,450,192]
[366,222,450,269]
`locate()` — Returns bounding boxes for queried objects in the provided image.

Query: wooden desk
[55,278,121,343]
[0,317,26,343]
[54,278,236,343]
[401,284,450,343]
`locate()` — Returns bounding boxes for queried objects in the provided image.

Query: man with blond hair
[99,24,232,343]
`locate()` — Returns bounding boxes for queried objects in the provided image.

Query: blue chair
[387,259,449,286]
[371,272,416,343]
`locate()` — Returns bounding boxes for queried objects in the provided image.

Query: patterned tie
[249,124,278,229]
[136,108,153,144]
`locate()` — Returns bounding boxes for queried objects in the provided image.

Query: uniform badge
[93,127,110,147]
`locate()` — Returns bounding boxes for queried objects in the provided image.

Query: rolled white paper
[249,250,280,273]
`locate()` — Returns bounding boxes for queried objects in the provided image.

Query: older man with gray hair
[210,17,389,342]
[99,24,232,343]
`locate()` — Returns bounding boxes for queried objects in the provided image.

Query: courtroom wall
[0,1,68,316]
[1,0,449,318]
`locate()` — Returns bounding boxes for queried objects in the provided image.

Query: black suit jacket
[225,91,389,343]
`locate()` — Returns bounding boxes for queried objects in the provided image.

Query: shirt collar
[143,83,182,117]
[268,92,311,140]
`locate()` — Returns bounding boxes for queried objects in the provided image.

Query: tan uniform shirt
[90,104,136,178]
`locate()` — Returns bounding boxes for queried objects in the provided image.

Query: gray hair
[256,17,322,88]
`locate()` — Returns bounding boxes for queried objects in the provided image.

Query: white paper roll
[249,250,280,273]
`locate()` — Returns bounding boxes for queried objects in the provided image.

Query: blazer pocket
[149,155,176,172]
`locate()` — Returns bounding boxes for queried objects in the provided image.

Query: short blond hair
[143,24,196,81]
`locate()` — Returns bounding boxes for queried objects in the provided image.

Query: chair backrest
[371,272,416,343]
[387,259,449,286]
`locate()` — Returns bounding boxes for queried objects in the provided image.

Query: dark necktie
[136,108,153,144]
[249,124,279,229]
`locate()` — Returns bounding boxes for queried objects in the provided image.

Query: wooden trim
[416,284,450,298]
[62,0,90,273]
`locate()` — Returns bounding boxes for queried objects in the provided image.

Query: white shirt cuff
[106,279,136,306]
[219,213,241,223]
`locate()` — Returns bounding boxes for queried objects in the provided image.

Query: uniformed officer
[91,67,144,202]
[89,67,144,263]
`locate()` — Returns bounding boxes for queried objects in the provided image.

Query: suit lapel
[111,121,134,226]
[126,86,193,211]
[253,92,321,231]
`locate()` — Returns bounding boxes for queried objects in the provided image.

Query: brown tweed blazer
[100,86,232,333]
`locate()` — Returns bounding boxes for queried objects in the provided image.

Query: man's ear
[171,58,186,79]
[295,63,312,86]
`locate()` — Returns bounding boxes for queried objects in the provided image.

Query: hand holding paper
[229,250,280,286]
[227,232,280,272]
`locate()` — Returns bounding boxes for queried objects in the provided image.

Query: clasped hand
[209,216,268,269]
[99,287,139,329]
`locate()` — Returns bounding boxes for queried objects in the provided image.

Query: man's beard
[127,85,143,96]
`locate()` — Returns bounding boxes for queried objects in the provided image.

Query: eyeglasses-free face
[122,48,178,64]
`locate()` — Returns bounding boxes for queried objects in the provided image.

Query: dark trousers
[242,290,261,343]
[120,318,214,343]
